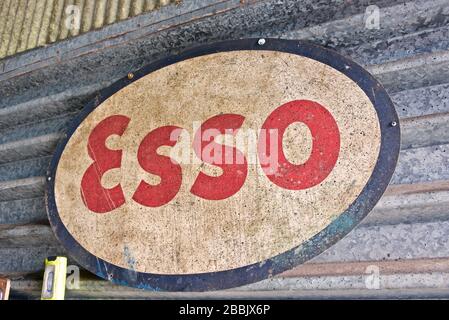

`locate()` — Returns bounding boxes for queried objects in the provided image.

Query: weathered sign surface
[46,39,400,291]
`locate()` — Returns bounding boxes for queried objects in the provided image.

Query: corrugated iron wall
[0,0,175,59]
[1,0,449,299]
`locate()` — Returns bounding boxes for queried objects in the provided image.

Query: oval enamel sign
[46,39,400,291]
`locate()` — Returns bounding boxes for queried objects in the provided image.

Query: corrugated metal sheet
[0,0,176,59]
[1,0,449,299]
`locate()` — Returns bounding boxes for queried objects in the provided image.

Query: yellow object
[41,256,67,300]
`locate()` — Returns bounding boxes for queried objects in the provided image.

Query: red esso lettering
[132,126,184,207]
[80,115,130,213]
[80,100,340,213]
[258,100,340,190]
[191,114,247,200]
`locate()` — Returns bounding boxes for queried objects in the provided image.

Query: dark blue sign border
[46,38,400,291]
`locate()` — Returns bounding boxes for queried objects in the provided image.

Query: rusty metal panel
[1,0,449,298]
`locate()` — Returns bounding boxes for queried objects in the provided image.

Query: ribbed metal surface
[1,0,449,299]
[0,0,175,59]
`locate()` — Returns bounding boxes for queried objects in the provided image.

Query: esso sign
[46,39,400,291]
[80,99,340,212]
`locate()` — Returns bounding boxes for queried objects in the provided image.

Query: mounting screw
[258,38,266,46]
[47,176,52,181]
[390,121,397,127]
[127,72,134,80]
